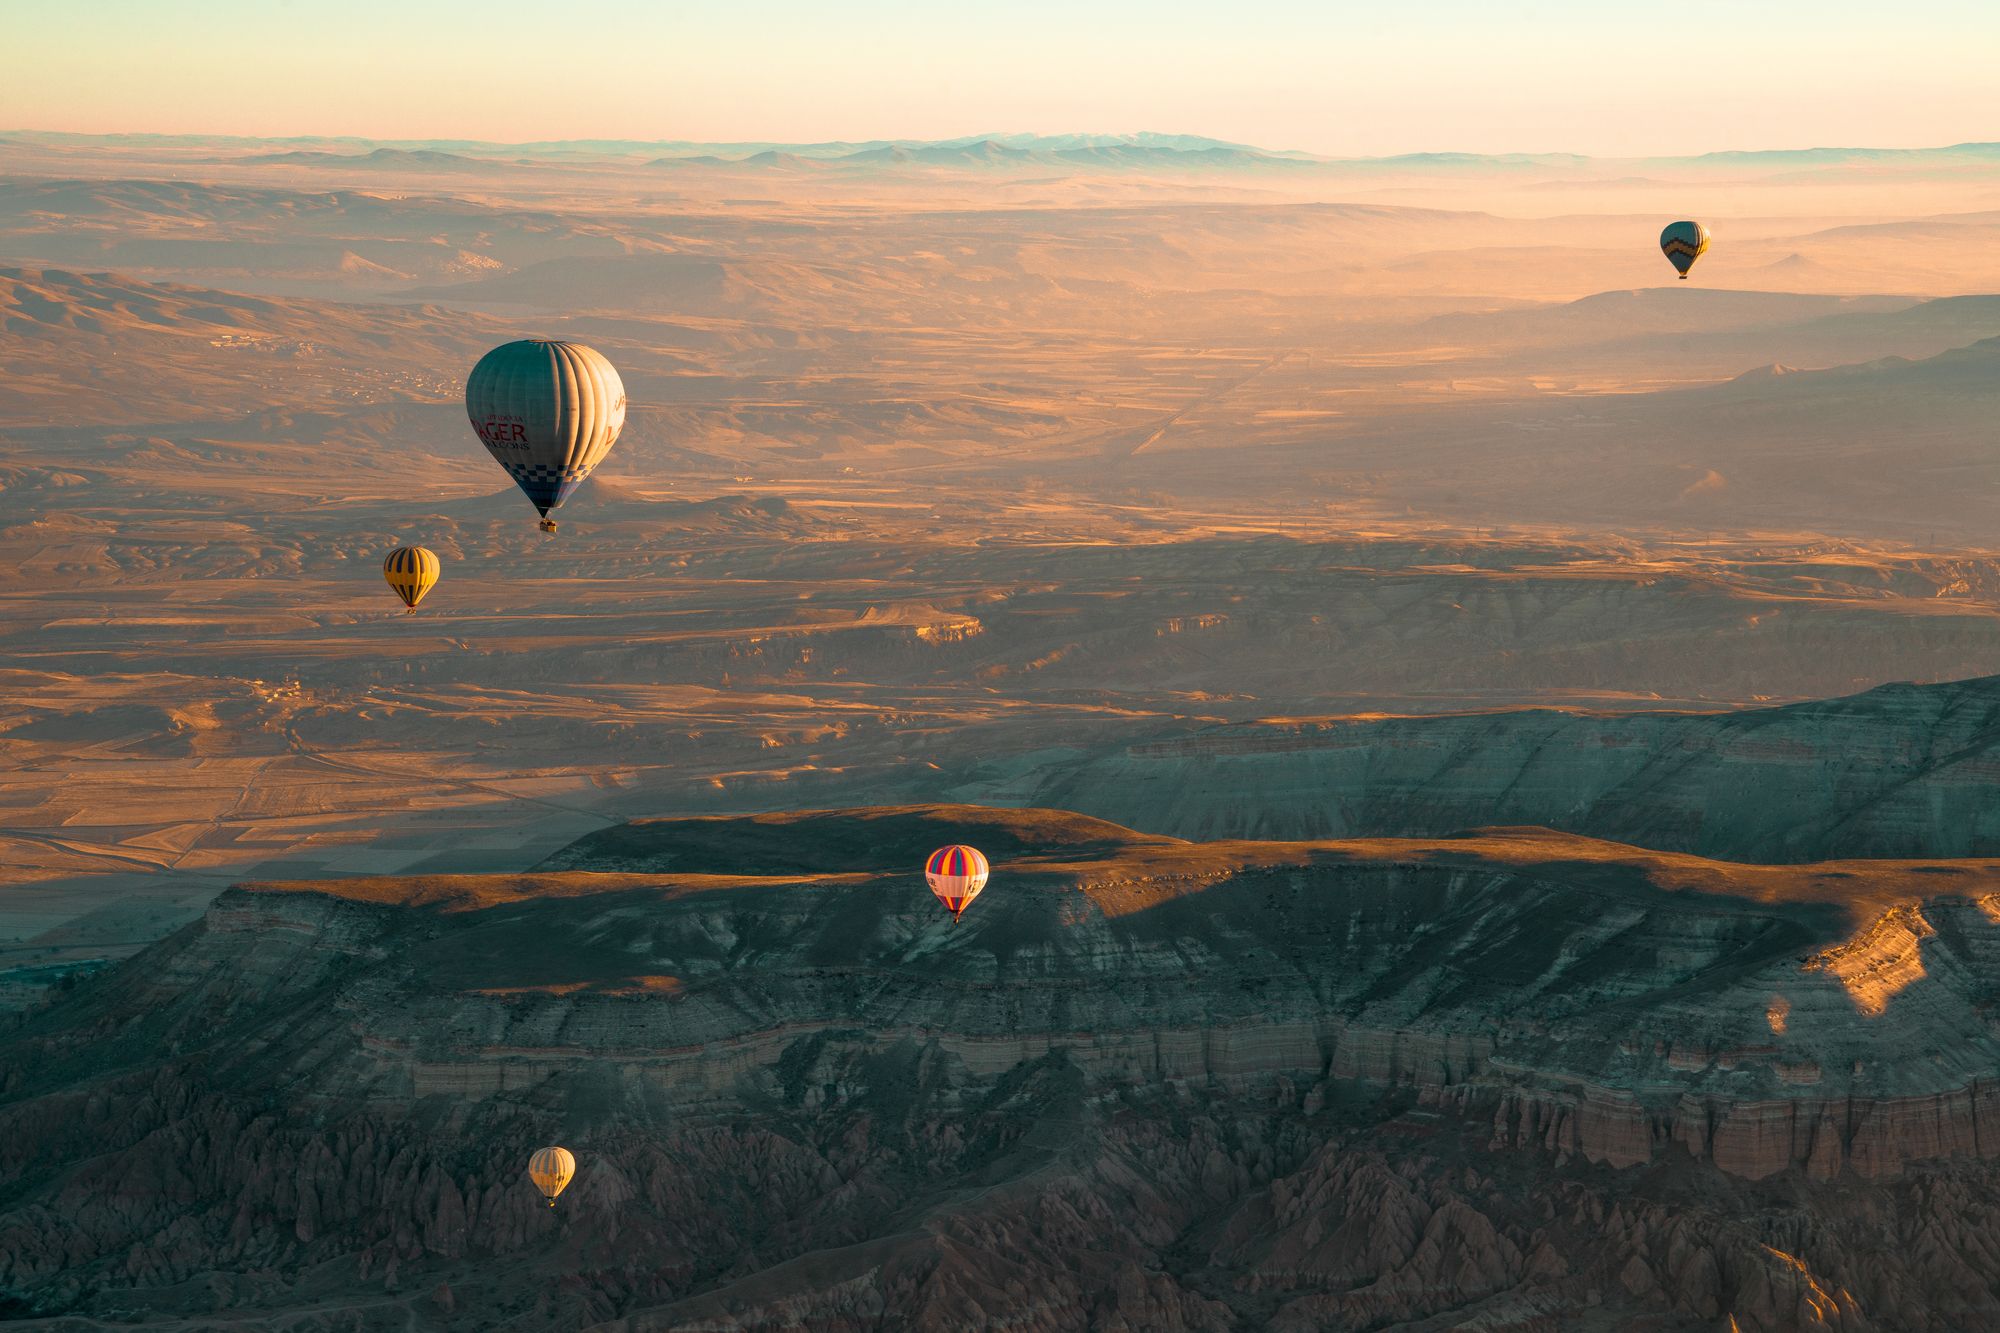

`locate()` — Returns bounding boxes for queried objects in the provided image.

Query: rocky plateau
[1005,675,2000,861]
[5,806,2000,1329]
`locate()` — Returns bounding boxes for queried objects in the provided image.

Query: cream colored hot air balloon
[465,340,626,533]
[924,845,990,923]
[381,545,440,612]
[527,1146,575,1207]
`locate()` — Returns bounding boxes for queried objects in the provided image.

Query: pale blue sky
[4,0,1995,155]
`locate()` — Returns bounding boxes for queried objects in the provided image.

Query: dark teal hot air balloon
[464,340,626,533]
[1660,221,1710,280]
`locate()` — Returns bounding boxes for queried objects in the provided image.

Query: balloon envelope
[924,845,990,921]
[382,546,440,610]
[465,340,626,523]
[1660,220,1711,278]
[528,1146,575,1206]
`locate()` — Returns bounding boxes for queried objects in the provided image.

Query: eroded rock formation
[1013,676,2000,860]
[4,806,1999,1329]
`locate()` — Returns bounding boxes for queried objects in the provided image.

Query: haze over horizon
[10,0,1999,157]
[14,125,2000,164]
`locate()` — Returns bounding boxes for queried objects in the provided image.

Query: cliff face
[1008,675,2000,861]
[6,806,2000,1329]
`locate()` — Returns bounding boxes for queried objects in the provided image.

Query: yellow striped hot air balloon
[527,1146,575,1207]
[381,546,440,612]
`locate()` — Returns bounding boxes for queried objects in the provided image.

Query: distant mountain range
[231,146,504,172]
[647,135,1311,172]
[7,128,1999,174]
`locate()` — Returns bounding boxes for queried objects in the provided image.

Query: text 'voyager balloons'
[1660,220,1711,279]
[381,546,440,612]
[527,1146,575,1207]
[465,340,626,533]
[924,845,990,922]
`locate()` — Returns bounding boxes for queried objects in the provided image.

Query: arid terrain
[4,131,2000,1327]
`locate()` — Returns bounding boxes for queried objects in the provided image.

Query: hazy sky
[6,0,1996,155]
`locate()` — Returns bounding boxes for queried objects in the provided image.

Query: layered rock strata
[4,806,1999,1329]
[1010,676,2000,860]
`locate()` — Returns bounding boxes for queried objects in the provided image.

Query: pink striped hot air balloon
[924,845,990,923]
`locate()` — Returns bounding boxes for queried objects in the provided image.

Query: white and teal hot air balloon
[464,340,626,533]
[1659,221,1710,280]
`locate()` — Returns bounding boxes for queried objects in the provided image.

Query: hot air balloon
[465,340,627,533]
[1660,221,1710,280]
[381,545,440,612]
[527,1146,575,1207]
[924,845,990,923]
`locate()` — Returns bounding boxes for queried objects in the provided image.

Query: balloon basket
[539,519,558,534]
